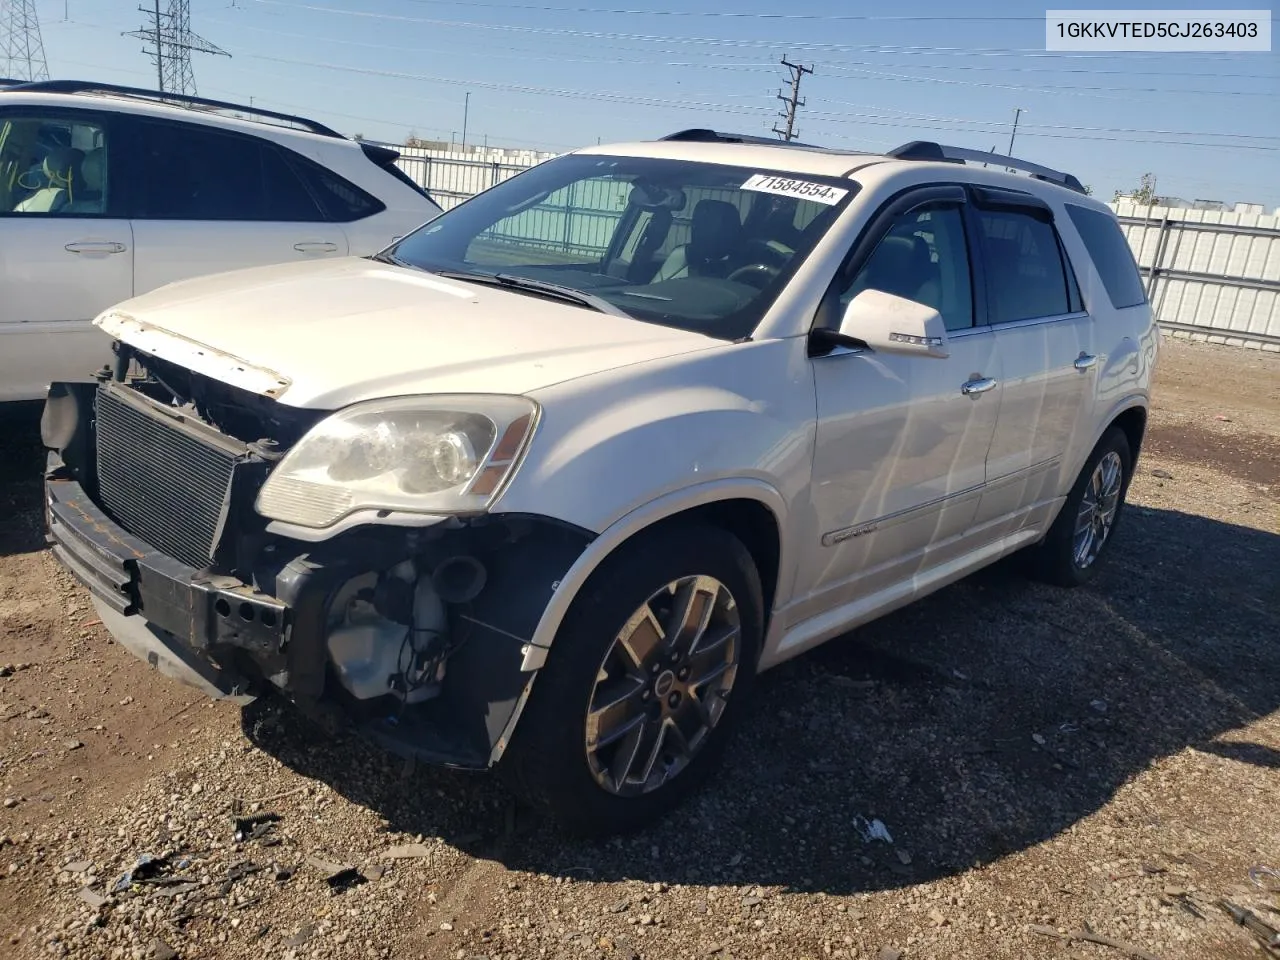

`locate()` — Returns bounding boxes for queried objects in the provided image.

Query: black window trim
[810,182,985,353]
[119,114,386,223]
[964,185,1089,330]
[0,104,125,219]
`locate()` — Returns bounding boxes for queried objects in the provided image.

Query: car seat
[14,147,85,213]
[652,199,744,282]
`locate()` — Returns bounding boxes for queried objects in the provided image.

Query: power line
[1,0,49,81]
[387,0,1045,21]
[773,57,812,142]
[124,0,230,95]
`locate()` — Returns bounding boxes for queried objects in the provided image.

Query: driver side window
[841,203,974,332]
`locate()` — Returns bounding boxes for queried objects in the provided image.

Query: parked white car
[42,129,1157,835]
[0,79,441,402]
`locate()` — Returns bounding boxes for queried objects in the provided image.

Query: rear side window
[129,118,326,222]
[975,209,1076,324]
[291,158,385,222]
[1065,204,1147,309]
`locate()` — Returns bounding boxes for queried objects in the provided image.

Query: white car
[42,129,1157,835]
[0,79,441,402]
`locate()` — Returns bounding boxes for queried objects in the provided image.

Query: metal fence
[1109,201,1279,351]
[389,146,550,211]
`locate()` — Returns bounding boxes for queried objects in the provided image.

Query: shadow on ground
[244,502,1280,896]
[0,403,46,559]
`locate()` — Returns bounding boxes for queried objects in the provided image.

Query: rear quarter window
[1065,204,1147,309]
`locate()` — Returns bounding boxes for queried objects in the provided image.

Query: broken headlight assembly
[255,394,539,529]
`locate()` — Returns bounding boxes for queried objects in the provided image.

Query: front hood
[96,258,717,408]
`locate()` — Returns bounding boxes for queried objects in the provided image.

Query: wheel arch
[487,480,785,767]
[518,479,787,673]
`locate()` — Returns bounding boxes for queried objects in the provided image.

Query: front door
[787,194,1001,634]
[0,108,131,400]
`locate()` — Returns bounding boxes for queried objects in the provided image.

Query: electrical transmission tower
[125,0,229,96]
[1,0,50,82]
[772,56,813,142]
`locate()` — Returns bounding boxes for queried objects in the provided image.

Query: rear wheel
[1033,427,1133,587]
[501,524,763,837]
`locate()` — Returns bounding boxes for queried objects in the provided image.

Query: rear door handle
[961,377,998,398]
[1074,353,1099,371]
[65,241,126,255]
[294,241,339,254]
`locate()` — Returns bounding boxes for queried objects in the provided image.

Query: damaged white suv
[42,129,1157,835]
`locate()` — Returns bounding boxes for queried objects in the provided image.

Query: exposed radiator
[95,385,242,569]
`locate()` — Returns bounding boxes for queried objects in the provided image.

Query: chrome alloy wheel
[1073,450,1124,569]
[584,575,741,797]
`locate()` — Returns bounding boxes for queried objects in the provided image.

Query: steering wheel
[727,262,782,289]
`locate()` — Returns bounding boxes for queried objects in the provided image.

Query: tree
[1082,184,1094,196]
[1114,172,1159,204]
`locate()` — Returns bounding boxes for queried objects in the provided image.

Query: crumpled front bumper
[45,475,292,701]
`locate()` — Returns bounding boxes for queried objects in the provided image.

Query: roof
[0,79,348,146]
[579,130,1089,197]
[574,139,890,179]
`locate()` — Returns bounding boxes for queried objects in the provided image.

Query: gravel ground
[1,336,1277,960]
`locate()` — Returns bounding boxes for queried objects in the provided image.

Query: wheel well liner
[1111,406,1148,462]
[617,498,782,632]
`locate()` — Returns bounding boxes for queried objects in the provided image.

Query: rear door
[969,188,1097,539]
[121,116,350,297]
[0,106,131,399]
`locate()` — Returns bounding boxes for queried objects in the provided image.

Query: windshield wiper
[429,269,631,318]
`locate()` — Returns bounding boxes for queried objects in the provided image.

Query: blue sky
[28,0,1280,206]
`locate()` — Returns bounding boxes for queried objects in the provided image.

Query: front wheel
[500,524,763,837]
[1033,427,1133,587]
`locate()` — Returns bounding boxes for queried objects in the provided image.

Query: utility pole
[772,56,813,143]
[462,91,470,152]
[1007,107,1024,156]
[124,0,230,96]
[1,0,50,81]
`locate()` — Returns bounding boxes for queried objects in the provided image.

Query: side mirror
[821,288,950,359]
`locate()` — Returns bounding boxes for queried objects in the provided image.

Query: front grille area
[95,386,242,569]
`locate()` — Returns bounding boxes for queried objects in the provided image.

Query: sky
[21,0,1280,207]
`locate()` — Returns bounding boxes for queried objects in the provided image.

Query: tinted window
[0,113,110,216]
[1066,203,1147,309]
[130,119,324,222]
[843,203,974,331]
[977,209,1074,323]
[292,158,384,222]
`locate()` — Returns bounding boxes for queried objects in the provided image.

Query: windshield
[387,153,858,341]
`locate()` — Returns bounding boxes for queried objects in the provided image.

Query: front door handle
[1074,353,1099,371]
[961,377,998,398]
[65,241,127,255]
[294,241,339,255]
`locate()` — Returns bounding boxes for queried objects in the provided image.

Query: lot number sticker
[742,174,848,205]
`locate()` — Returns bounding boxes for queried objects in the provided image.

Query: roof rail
[3,80,345,139]
[660,128,824,149]
[0,77,27,87]
[886,140,1087,195]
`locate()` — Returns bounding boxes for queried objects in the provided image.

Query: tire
[1033,427,1133,587]
[500,523,764,837]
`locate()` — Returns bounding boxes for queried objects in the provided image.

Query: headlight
[256,395,539,528]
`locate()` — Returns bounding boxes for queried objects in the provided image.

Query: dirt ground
[1,335,1277,960]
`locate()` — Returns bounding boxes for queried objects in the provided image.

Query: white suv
[42,128,1157,835]
[0,79,441,402]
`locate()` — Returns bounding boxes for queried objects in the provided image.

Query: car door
[967,189,1097,539]
[788,186,1002,629]
[0,107,132,400]
[122,116,349,298]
